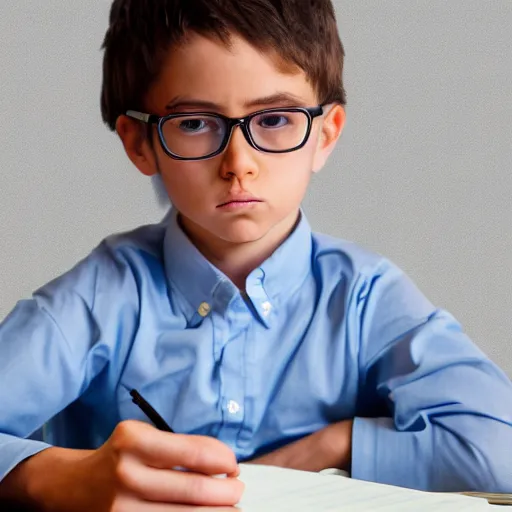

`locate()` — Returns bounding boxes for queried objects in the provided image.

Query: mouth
[217,196,263,209]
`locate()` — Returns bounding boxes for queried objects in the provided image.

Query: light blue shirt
[1,209,511,492]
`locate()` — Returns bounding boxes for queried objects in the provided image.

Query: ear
[312,104,346,173]
[115,115,159,177]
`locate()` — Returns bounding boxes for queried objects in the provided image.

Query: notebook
[235,464,491,511]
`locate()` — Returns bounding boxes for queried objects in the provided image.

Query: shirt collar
[163,208,312,328]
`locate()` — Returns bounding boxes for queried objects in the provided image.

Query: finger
[114,421,239,476]
[118,456,245,506]
[114,492,239,512]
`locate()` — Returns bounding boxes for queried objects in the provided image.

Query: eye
[258,114,289,129]
[179,119,208,133]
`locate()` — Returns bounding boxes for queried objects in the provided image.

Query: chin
[216,221,270,244]
[222,229,268,245]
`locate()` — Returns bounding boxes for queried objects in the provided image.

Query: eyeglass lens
[160,111,310,158]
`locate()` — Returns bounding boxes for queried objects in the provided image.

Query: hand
[249,420,353,473]
[3,420,244,512]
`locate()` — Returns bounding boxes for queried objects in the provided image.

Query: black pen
[130,389,175,433]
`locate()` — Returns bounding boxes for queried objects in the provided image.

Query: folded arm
[351,260,512,492]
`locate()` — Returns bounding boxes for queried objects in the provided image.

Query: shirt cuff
[0,433,52,481]
[351,416,429,490]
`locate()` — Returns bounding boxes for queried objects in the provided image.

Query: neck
[179,211,300,290]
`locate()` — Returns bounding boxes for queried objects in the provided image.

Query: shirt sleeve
[350,259,512,492]
[0,246,117,481]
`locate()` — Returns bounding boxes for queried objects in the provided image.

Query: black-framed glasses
[126,105,324,161]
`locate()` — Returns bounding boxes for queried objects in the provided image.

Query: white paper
[236,464,489,511]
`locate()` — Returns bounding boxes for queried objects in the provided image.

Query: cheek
[159,161,213,201]
[262,154,313,208]
[266,144,316,183]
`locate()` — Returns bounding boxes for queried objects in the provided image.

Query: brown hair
[100,0,346,131]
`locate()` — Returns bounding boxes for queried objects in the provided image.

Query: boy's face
[118,33,345,248]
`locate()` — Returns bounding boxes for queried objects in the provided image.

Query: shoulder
[311,231,395,282]
[311,231,436,354]
[310,231,429,308]
[100,216,167,269]
[34,216,169,308]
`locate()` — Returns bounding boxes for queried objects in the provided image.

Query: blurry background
[1,1,511,376]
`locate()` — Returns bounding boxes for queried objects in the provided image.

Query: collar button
[198,302,211,317]
[261,301,272,317]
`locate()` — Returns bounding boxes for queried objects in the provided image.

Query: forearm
[0,447,93,512]
[352,416,512,492]
[249,420,353,473]
[320,420,354,471]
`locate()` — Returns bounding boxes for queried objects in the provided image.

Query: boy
[0,0,511,510]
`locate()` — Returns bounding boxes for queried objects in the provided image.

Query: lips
[217,195,262,207]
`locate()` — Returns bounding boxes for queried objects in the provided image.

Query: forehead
[145,32,318,114]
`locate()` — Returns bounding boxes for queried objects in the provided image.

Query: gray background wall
[1,1,511,377]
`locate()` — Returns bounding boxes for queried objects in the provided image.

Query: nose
[218,125,260,182]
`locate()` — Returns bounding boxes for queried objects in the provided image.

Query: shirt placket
[212,290,251,449]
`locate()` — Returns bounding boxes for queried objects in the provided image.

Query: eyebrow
[165,92,309,112]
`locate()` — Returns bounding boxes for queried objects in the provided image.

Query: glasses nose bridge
[225,116,253,148]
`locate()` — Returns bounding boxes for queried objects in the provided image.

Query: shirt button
[227,400,241,414]
[198,302,211,317]
[261,301,272,317]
